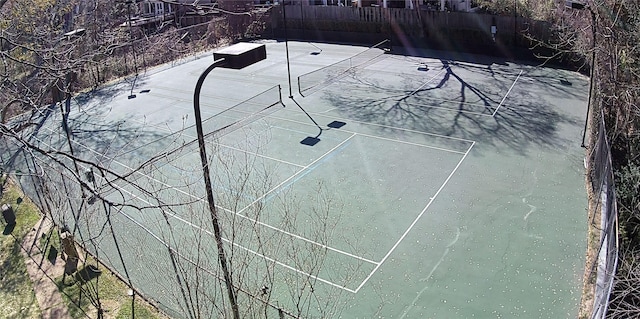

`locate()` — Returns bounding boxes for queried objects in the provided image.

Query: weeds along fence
[587,109,620,319]
[0,83,345,318]
[77,11,272,92]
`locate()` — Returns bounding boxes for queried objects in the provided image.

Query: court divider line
[409,67,448,96]
[352,131,466,154]
[491,70,523,117]
[126,117,307,169]
[233,133,381,266]
[126,84,474,155]
[254,111,473,153]
[327,118,474,144]
[35,108,472,293]
[28,132,366,293]
[95,186,361,295]
[33,126,378,271]
[271,104,476,145]
[107,183,361,293]
[353,141,475,293]
[128,105,469,157]
[402,101,494,117]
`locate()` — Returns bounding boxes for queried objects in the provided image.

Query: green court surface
[10,41,588,318]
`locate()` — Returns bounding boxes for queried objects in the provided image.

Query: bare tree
[116,124,361,318]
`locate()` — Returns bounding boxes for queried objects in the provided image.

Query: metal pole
[193,58,240,319]
[514,0,517,45]
[126,1,139,76]
[581,9,595,148]
[283,2,293,98]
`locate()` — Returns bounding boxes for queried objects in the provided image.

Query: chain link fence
[587,109,619,319]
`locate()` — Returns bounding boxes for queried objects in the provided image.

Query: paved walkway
[21,217,72,319]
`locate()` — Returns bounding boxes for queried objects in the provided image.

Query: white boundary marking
[354,141,475,293]
[29,129,368,292]
[33,126,377,291]
[33,95,476,294]
[402,101,495,117]
[352,131,466,154]
[409,67,448,96]
[491,70,523,116]
[266,113,474,153]
[126,118,307,169]
[269,104,475,144]
[108,181,362,293]
[36,126,367,258]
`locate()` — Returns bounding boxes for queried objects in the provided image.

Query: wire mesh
[0,79,342,318]
[297,39,389,97]
[588,109,619,319]
[201,85,284,139]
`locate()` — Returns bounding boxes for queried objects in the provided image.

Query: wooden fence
[272,6,554,54]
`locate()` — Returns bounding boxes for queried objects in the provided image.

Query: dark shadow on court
[290,97,323,146]
[323,58,579,155]
[290,98,349,146]
[300,136,321,146]
[328,121,346,129]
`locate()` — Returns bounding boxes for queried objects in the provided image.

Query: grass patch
[1,175,166,319]
[578,172,603,319]
[0,177,42,319]
[56,254,167,319]
[116,299,160,319]
[39,228,61,265]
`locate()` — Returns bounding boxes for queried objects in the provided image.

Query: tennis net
[298,39,389,97]
[137,85,284,170]
[200,84,284,139]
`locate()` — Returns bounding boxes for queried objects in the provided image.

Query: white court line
[237,133,357,215]
[127,117,307,169]
[35,107,473,294]
[353,141,475,293]
[105,188,359,294]
[270,106,476,145]
[108,179,360,293]
[353,131,467,155]
[491,70,523,117]
[34,125,376,268]
[409,67,448,96]
[233,133,380,266]
[245,110,471,154]
[402,101,495,117]
[334,118,474,144]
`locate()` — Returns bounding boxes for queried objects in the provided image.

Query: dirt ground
[20,217,71,319]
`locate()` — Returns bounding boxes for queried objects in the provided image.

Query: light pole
[193,58,240,319]
[566,1,596,148]
[282,0,293,98]
[193,43,266,319]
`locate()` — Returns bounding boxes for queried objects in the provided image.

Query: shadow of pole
[290,97,324,146]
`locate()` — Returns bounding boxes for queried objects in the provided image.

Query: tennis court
[6,40,588,318]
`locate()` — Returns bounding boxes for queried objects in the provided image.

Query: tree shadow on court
[0,79,180,211]
[449,60,589,101]
[73,74,152,107]
[323,59,581,155]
